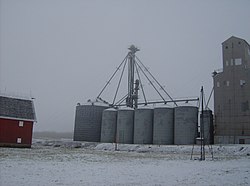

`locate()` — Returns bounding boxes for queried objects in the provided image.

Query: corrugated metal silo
[174,106,198,145]
[153,106,174,145]
[100,108,117,143]
[201,109,214,144]
[73,104,109,142]
[134,107,153,144]
[116,107,134,144]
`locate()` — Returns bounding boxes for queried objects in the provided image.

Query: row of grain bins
[74,104,213,145]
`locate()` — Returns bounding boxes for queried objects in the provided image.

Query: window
[19,121,24,127]
[248,48,250,56]
[225,60,229,66]
[230,59,234,66]
[226,81,230,86]
[235,58,242,66]
[17,138,22,144]
[217,82,220,87]
[225,46,228,49]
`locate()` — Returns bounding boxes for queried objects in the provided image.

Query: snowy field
[1,139,250,186]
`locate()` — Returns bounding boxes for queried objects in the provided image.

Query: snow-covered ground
[0,139,250,186]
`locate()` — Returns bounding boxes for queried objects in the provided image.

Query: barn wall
[0,118,33,147]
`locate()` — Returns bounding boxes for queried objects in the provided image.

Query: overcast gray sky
[1,0,250,132]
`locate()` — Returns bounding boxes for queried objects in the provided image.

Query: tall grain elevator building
[213,36,250,144]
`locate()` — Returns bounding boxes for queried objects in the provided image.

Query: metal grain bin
[153,106,174,145]
[116,107,134,144]
[73,104,109,142]
[200,109,214,144]
[174,106,198,145]
[100,108,117,143]
[134,107,153,144]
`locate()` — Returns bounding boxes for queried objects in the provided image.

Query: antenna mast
[200,86,205,160]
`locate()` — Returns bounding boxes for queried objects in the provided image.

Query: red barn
[0,95,36,148]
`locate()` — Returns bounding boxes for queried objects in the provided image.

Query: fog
[1,0,250,132]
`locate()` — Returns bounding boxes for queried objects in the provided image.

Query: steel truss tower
[126,45,140,108]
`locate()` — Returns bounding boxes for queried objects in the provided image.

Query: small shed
[0,95,36,148]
